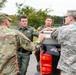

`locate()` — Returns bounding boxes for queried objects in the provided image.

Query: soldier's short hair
[19,15,27,21]
[65,10,76,19]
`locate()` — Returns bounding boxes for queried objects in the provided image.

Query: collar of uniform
[18,26,28,30]
[0,26,8,29]
[69,22,76,25]
[44,25,52,28]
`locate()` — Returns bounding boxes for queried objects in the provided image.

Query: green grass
[33,36,38,41]
[9,25,15,29]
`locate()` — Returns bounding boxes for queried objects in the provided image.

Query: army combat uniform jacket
[0,26,42,75]
[51,22,76,73]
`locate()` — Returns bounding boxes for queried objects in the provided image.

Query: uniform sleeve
[33,28,39,37]
[37,26,43,31]
[16,30,42,51]
[51,28,59,40]
[65,55,76,65]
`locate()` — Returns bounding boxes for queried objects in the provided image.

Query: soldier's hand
[38,33,45,41]
[46,27,56,31]
[40,27,56,33]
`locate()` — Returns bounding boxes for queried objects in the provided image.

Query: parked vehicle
[40,31,61,75]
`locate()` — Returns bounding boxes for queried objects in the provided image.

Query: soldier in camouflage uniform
[51,10,76,75]
[15,15,39,75]
[0,13,45,75]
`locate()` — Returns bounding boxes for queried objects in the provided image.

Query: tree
[54,16,63,24]
[0,0,7,10]
[15,2,64,28]
[16,3,51,28]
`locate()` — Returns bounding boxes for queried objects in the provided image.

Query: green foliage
[0,1,64,29]
[53,16,64,24]
[9,25,15,29]
[33,36,38,41]
[16,3,52,29]
[0,0,7,10]
[11,3,64,29]
[9,15,19,26]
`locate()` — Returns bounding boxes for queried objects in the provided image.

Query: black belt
[18,48,29,53]
[18,48,32,54]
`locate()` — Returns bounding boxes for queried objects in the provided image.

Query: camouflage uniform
[0,13,43,75]
[51,22,76,75]
[15,26,39,75]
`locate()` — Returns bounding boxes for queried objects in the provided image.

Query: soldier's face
[45,18,52,27]
[20,18,28,28]
[5,19,10,28]
[64,16,73,25]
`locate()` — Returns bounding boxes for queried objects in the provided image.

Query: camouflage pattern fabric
[0,13,11,21]
[0,26,42,75]
[51,22,76,74]
[61,70,76,75]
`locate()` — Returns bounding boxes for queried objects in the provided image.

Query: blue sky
[0,0,76,16]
